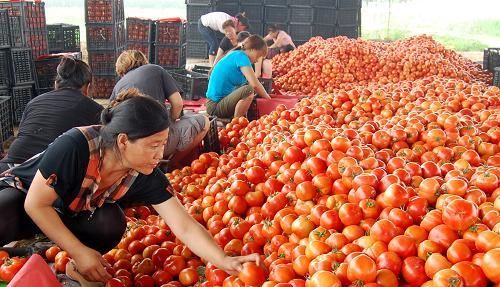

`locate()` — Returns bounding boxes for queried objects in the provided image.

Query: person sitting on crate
[0,88,260,284]
[206,35,271,119]
[213,31,251,67]
[111,50,210,171]
[0,57,103,174]
[198,12,250,66]
[255,24,297,79]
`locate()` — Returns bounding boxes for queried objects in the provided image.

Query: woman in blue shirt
[205,35,271,119]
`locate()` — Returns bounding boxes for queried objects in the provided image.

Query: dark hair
[55,57,92,90]
[222,19,235,29]
[237,31,251,42]
[268,24,281,33]
[235,12,249,29]
[100,88,170,149]
[240,35,267,52]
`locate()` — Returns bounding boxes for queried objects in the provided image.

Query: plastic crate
[88,48,123,76]
[126,42,153,62]
[265,6,289,23]
[0,50,9,89]
[216,3,239,16]
[244,0,263,4]
[154,43,187,69]
[186,4,214,23]
[312,0,336,6]
[337,8,360,26]
[0,9,11,48]
[34,56,60,90]
[289,5,314,23]
[9,16,24,47]
[336,25,359,38]
[187,40,208,58]
[47,24,80,53]
[86,22,125,50]
[126,18,153,42]
[187,22,204,42]
[337,0,361,9]
[186,0,214,4]
[10,48,35,85]
[314,6,336,25]
[171,69,208,100]
[0,95,13,145]
[288,23,313,42]
[290,0,312,5]
[192,65,210,74]
[483,48,500,72]
[248,21,264,36]
[259,78,273,93]
[313,24,335,39]
[91,75,117,98]
[494,67,500,87]
[264,0,288,5]
[203,116,220,154]
[12,85,34,124]
[155,21,187,46]
[85,0,124,24]
[239,4,264,20]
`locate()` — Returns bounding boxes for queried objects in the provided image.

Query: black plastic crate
[187,40,208,58]
[126,42,153,62]
[265,6,289,23]
[239,4,264,20]
[264,0,288,5]
[248,21,264,36]
[155,21,187,46]
[288,23,313,42]
[259,78,273,93]
[337,0,361,9]
[187,4,214,22]
[86,22,125,50]
[192,65,210,74]
[12,85,34,124]
[312,0,336,6]
[203,116,220,154]
[336,25,359,38]
[34,56,60,90]
[47,24,80,53]
[289,5,314,23]
[290,0,312,5]
[10,48,35,85]
[337,8,360,26]
[171,69,208,100]
[244,0,263,4]
[9,16,24,47]
[88,48,123,76]
[0,9,10,48]
[484,48,500,72]
[85,0,124,24]
[216,3,239,16]
[314,6,336,25]
[494,67,500,87]
[154,43,187,69]
[313,24,335,38]
[0,50,10,89]
[91,75,117,99]
[0,95,13,145]
[187,22,204,42]
[126,18,153,42]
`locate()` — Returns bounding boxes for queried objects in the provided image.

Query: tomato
[106,278,127,287]
[424,253,452,279]
[163,255,186,276]
[376,251,402,275]
[433,269,464,287]
[134,274,155,287]
[239,262,267,286]
[370,219,400,244]
[347,254,377,284]
[308,271,342,287]
[451,261,488,287]
[482,248,500,283]
[401,256,428,286]
[376,269,398,287]
[178,267,199,286]
[45,246,61,263]
[428,224,459,249]
[388,235,417,258]
[0,257,27,282]
[442,199,479,231]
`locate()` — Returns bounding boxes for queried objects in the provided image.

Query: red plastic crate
[255,97,300,116]
[85,0,124,24]
[126,18,153,42]
[86,22,125,50]
[154,43,186,69]
[91,75,116,98]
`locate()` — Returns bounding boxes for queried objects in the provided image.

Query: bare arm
[153,197,259,274]
[24,171,111,282]
[254,58,263,78]
[168,92,183,121]
[213,48,225,67]
[241,66,271,99]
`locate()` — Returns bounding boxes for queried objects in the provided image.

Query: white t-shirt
[200,12,232,33]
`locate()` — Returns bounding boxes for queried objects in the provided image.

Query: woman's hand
[218,253,261,276]
[71,246,112,283]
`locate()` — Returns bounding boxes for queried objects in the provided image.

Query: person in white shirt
[198,12,249,66]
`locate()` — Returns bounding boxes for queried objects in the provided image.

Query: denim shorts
[198,18,221,56]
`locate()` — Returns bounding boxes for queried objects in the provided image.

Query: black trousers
[0,187,126,253]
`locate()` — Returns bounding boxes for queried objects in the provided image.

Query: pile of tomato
[272,36,492,95]
[29,37,500,287]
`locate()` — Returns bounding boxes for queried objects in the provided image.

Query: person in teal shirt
[206,35,271,119]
